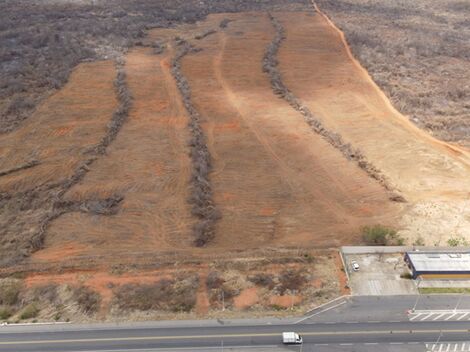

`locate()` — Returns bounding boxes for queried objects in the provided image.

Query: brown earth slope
[0,61,117,264]
[276,10,470,244]
[33,47,195,264]
[181,12,398,249]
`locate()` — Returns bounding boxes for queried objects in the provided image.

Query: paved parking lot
[344,253,418,295]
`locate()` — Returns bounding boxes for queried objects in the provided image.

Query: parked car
[351,260,360,271]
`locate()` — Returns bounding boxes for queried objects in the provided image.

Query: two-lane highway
[2,321,470,351]
[3,295,470,351]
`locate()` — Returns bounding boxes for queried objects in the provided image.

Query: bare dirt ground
[276,10,470,245]
[33,47,195,263]
[1,1,469,322]
[0,61,117,265]
[180,12,397,250]
[315,0,470,148]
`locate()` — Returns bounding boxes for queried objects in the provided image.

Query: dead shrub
[32,284,59,304]
[0,280,23,306]
[113,275,198,312]
[248,273,275,289]
[71,286,101,314]
[171,40,221,246]
[278,269,307,294]
[206,271,224,289]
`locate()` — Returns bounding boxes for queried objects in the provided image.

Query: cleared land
[34,47,195,264]
[316,0,470,147]
[181,12,397,249]
[1,0,469,321]
[276,10,470,244]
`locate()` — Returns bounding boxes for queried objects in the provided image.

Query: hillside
[0,0,469,321]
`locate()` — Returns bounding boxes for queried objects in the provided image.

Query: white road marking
[421,313,434,321]
[454,343,458,351]
[445,313,458,321]
[459,313,470,320]
[433,313,446,321]
[462,342,466,351]
[410,313,424,321]
[294,300,348,324]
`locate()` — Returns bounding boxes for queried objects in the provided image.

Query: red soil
[234,287,259,310]
[182,12,398,249]
[277,11,470,201]
[0,61,116,195]
[33,47,194,263]
[269,295,302,308]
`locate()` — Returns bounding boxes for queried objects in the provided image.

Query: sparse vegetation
[413,237,425,246]
[316,0,470,147]
[248,273,275,289]
[263,12,403,200]
[71,286,101,314]
[447,236,469,247]
[19,303,39,320]
[419,287,470,294]
[278,269,308,294]
[0,280,22,306]
[0,307,12,320]
[361,225,404,245]
[0,0,308,133]
[171,39,221,246]
[400,271,413,279]
[113,275,199,312]
[0,62,131,264]
[206,271,225,289]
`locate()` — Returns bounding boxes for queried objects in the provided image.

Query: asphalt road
[2,320,470,351]
[2,295,470,351]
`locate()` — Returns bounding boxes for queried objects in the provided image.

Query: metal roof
[407,251,470,272]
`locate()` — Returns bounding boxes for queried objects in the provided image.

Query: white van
[282,332,303,344]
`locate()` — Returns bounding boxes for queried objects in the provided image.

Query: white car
[351,260,360,271]
[282,332,303,344]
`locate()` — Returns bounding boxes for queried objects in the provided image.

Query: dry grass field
[1,0,469,321]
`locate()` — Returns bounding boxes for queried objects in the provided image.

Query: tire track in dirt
[263,12,403,201]
[32,48,194,263]
[213,27,360,221]
[312,0,470,164]
[182,12,398,249]
[276,10,470,243]
[276,11,470,200]
[0,61,118,265]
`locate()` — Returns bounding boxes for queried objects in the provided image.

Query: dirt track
[276,10,470,243]
[182,12,397,249]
